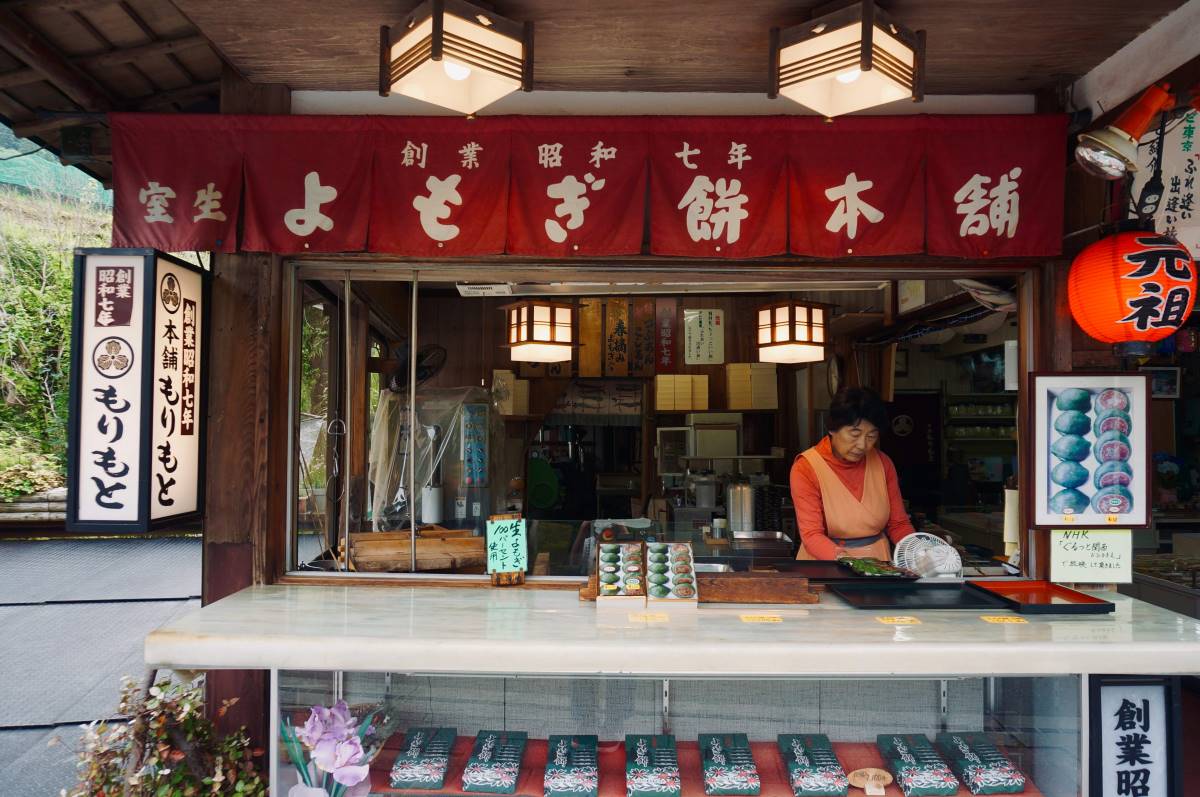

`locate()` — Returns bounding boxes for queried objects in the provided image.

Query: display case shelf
[366,736,1045,797]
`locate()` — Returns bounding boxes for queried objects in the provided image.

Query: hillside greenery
[0,177,111,499]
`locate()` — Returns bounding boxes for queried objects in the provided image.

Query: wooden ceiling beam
[135,78,217,108]
[0,0,121,12]
[0,32,207,91]
[0,9,117,109]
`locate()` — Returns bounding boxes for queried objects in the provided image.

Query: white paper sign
[1050,529,1132,583]
[683,308,724,364]
[1099,682,1169,797]
[1133,110,1198,256]
[76,255,145,522]
[150,258,203,519]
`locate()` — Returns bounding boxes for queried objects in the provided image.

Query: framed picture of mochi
[1030,372,1151,529]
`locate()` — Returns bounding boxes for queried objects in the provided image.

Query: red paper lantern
[1068,231,1196,344]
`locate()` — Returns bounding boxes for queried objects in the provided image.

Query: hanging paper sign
[68,248,207,532]
[1050,529,1132,583]
[486,516,528,574]
[925,115,1066,258]
[1133,110,1200,255]
[370,121,509,255]
[242,118,374,253]
[650,120,787,258]
[684,308,724,364]
[507,119,647,255]
[110,114,241,253]
[789,117,925,257]
[656,298,677,373]
[1091,677,1180,797]
[629,298,656,377]
[605,299,630,376]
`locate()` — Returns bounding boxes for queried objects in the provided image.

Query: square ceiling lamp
[502,300,575,363]
[769,0,924,117]
[758,302,827,364]
[380,0,533,115]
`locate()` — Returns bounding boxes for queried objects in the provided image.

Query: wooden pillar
[202,65,290,756]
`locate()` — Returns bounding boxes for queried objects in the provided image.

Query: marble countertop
[144,585,1200,677]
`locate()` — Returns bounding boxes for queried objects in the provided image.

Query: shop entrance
[286,266,1026,579]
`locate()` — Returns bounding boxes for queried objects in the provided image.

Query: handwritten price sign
[486,517,528,574]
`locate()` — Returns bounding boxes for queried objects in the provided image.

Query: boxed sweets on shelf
[776,735,848,797]
[646,543,698,603]
[875,734,960,797]
[544,734,599,797]
[389,726,457,789]
[934,732,1026,795]
[598,543,647,603]
[462,730,528,794]
[625,734,681,797]
[699,733,760,796]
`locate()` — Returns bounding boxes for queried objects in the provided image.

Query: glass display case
[274,671,1081,796]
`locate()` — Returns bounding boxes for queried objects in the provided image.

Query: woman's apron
[795,447,892,561]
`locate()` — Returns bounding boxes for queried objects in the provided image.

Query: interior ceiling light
[502,299,576,363]
[769,0,925,117]
[757,301,828,364]
[1075,83,1174,180]
[380,0,533,115]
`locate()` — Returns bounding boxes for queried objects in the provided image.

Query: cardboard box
[545,735,599,797]
[513,379,530,416]
[1174,533,1200,557]
[390,727,457,789]
[625,735,680,797]
[462,731,527,794]
[726,364,777,410]
[655,375,676,411]
[700,733,759,795]
[493,370,517,415]
[692,374,710,410]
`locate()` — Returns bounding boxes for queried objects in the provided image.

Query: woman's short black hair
[828,387,888,433]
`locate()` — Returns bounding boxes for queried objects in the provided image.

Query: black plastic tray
[770,560,919,583]
[828,581,1013,610]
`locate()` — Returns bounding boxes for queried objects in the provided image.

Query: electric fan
[893,532,963,580]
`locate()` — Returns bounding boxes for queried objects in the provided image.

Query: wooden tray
[967,580,1115,614]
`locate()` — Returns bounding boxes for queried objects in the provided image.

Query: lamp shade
[502,299,575,363]
[757,301,827,364]
[1075,83,1174,180]
[1068,231,1196,345]
[770,0,924,117]
[380,0,532,115]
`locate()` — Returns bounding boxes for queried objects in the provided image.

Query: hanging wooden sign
[605,299,630,376]
[655,298,677,373]
[629,298,656,377]
[578,298,603,378]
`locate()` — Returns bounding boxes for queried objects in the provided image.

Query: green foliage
[0,186,110,497]
[65,675,268,797]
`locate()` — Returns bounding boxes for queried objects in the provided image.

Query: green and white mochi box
[699,733,760,795]
[934,732,1026,795]
[624,734,681,797]
[462,730,528,794]
[776,734,848,797]
[876,734,960,797]
[544,734,599,797]
[389,726,457,789]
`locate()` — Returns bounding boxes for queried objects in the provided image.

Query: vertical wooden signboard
[605,299,630,377]
[578,298,603,378]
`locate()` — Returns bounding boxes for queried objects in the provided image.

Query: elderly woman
[791,387,914,561]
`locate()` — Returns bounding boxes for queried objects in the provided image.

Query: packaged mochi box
[625,734,681,797]
[699,733,759,795]
[389,726,457,789]
[776,734,848,797]
[462,730,528,794]
[544,734,599,797]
